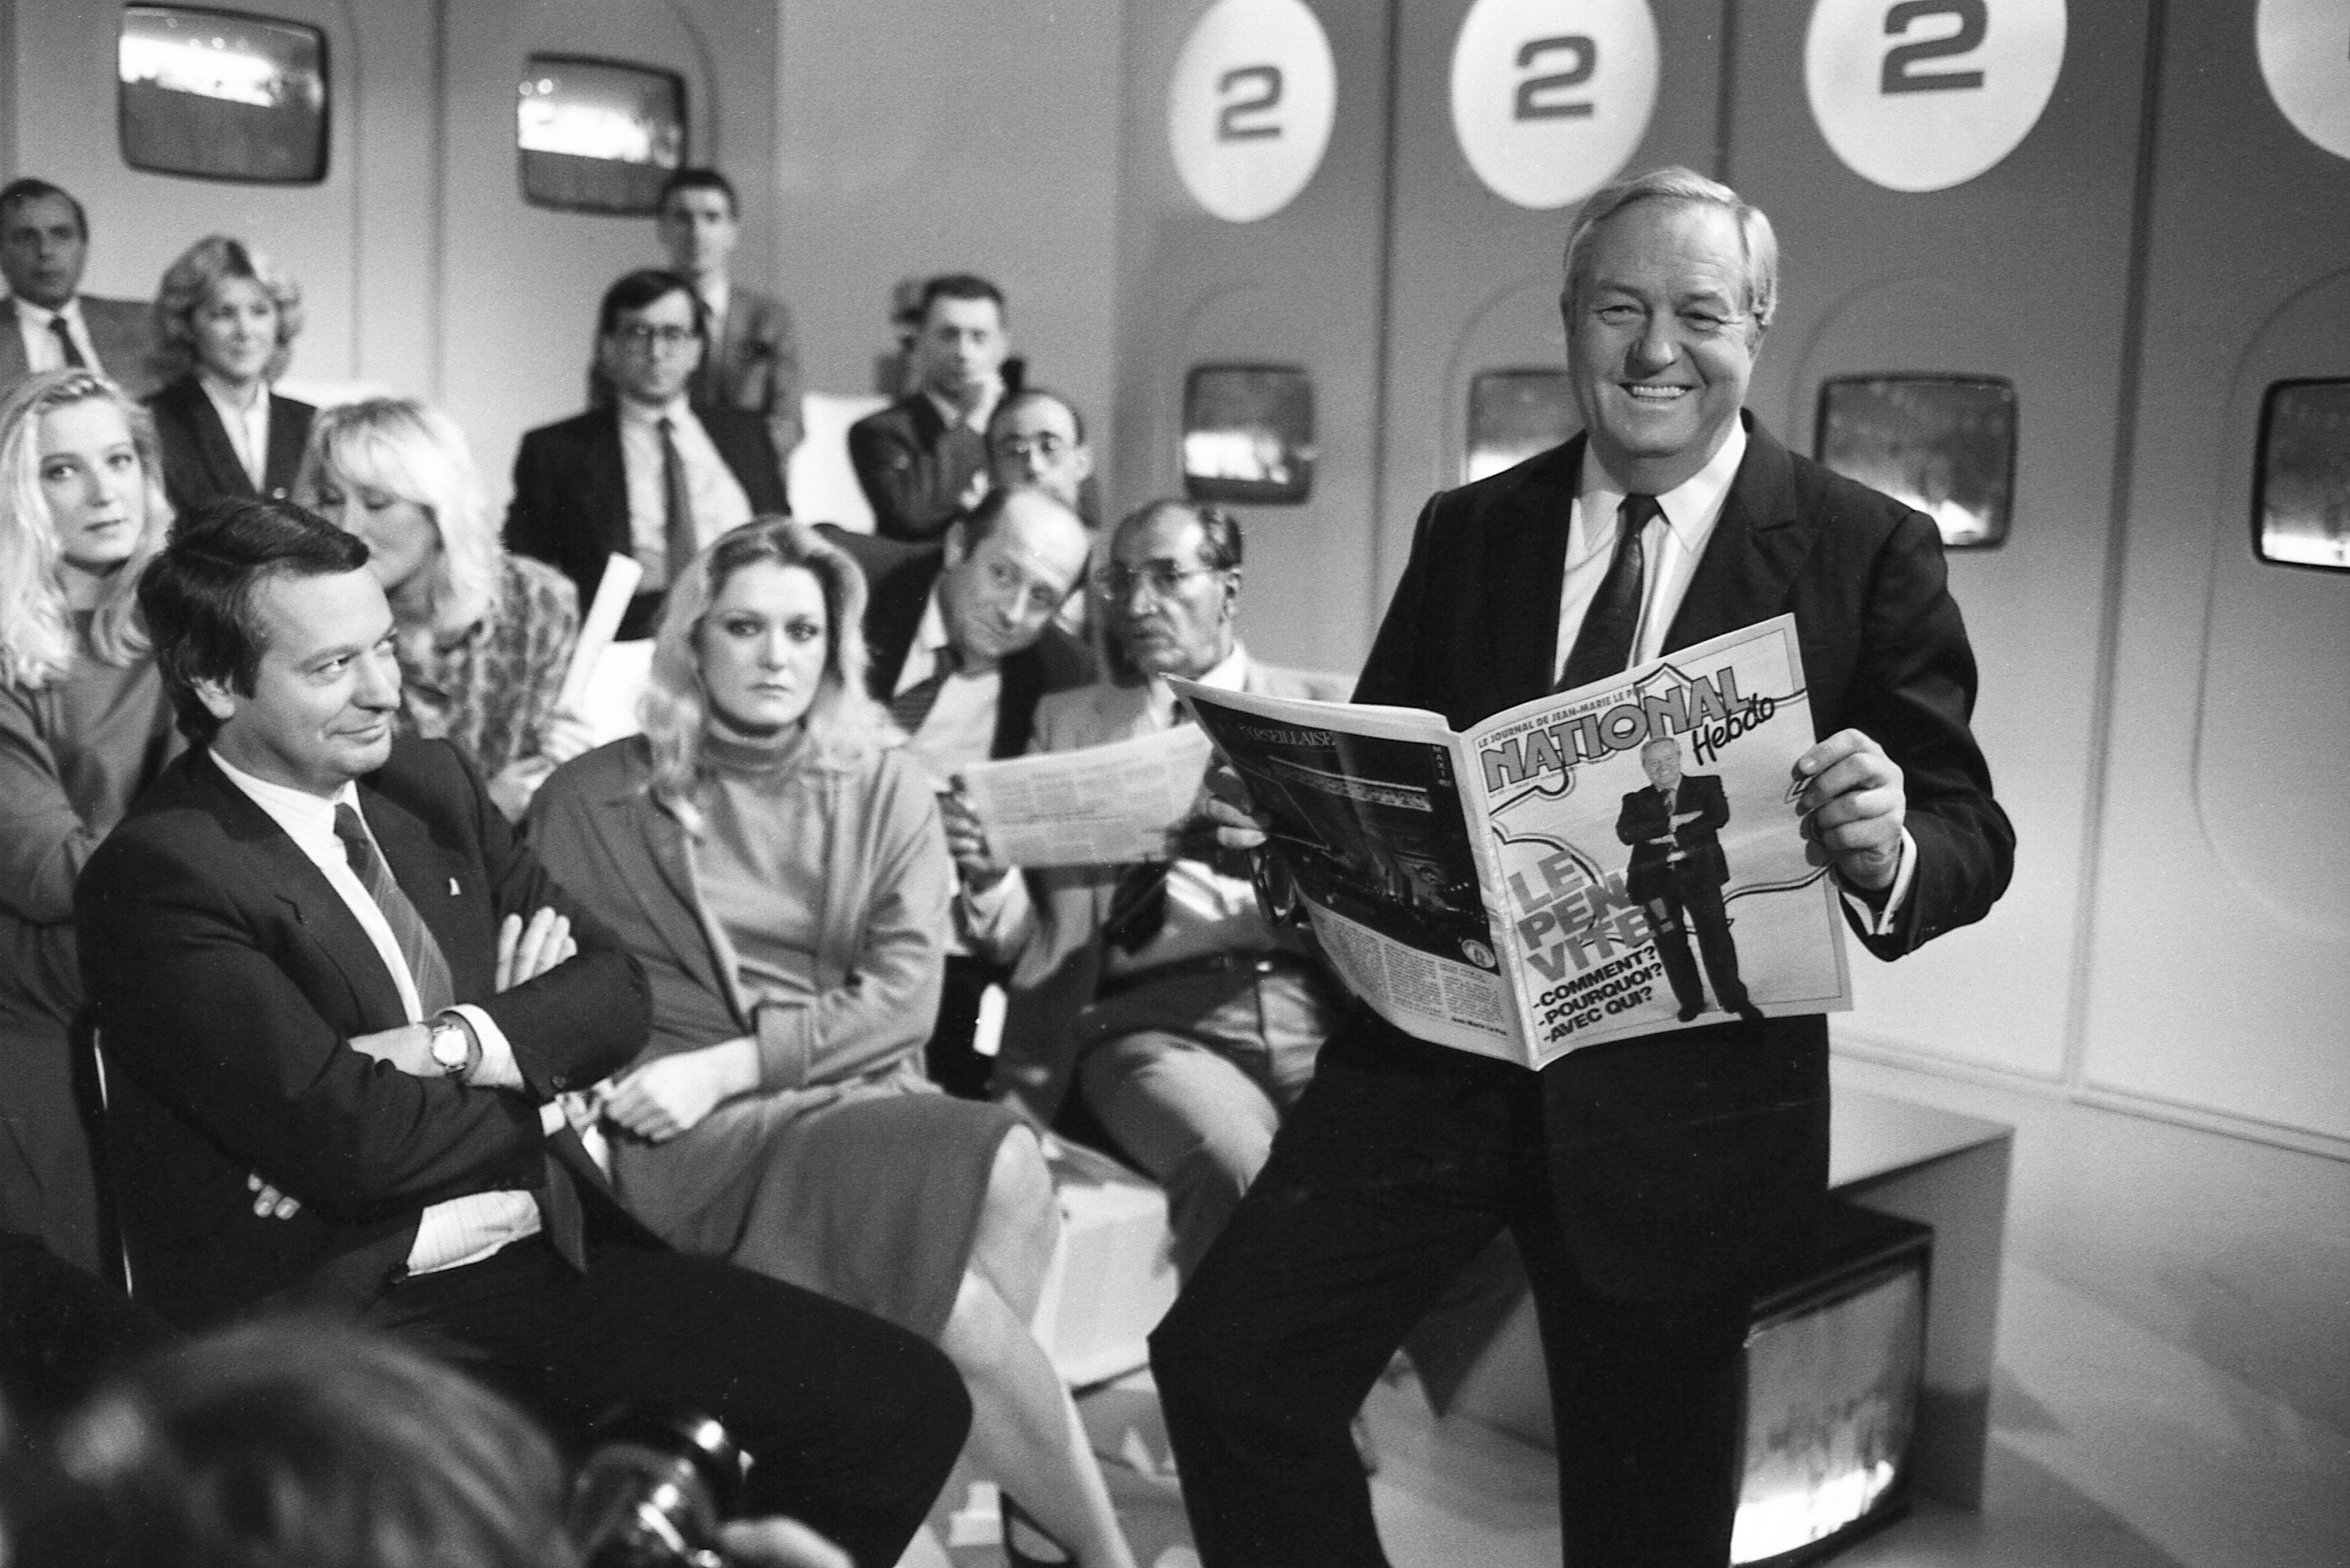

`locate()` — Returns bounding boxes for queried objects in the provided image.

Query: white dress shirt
[1556,424,1915,932]
[197,373,272,489]
[209,750,544,1275]
[618,396,754,583]
[12,295,105,378]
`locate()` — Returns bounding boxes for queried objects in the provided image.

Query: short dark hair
[657,166,739,218]
[1118,498,1243,572]
[0,177,87,238]
[917,273,1006,327]
[140,497,370,745]
[988,385,1086,447]
[596,268,708,340]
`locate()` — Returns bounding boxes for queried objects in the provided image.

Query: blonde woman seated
[0,369,178,1274]
[297,398,592,819]
[528,518,1138,1568]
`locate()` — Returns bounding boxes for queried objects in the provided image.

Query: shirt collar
[698,276,731,323]
[925,378,1003,434]
[209,746,358,840]
[618,393,695,430]
[1149,640,1248,722]
[1576,418,1748,554]
[13,295,78,329]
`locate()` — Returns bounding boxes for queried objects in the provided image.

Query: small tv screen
[1184,364,1315,505]
[1818,375,2017,549]
[518,54,686,215]
[2255,381,2350,572]
[118,6,328,185]
[1466,369,1577,482]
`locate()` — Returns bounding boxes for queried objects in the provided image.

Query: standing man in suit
[849,275,1012,543]
[1153,167,2014,1567]
[0,179,161,399]
[825,484,1094,1097]
[1617,734,1758,1025]
[958,500,1350,1279]
[507,269,788,640]
[79,499,968,1566]
[587,167,803,481]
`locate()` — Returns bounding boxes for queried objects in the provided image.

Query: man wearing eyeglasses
[984,387,1102,528]
[958,499,1349,1280]
[822,484,1095,1096]
[506,269,790,640]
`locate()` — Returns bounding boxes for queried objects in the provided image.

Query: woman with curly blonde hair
[531,516,1139,1568]
[0,368,178,1273]
[142,234,314,515]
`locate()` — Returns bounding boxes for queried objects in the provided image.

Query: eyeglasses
[611,324,700,350]
[991,432,1072,461]
[1092,562,1221,600]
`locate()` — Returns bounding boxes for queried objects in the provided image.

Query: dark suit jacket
[76,738,652,1329]
[1615,774,1731,898]
[503,405,790,616]
[822,526,1094,759]
[144,373,315,516]
[1360,415,2014,1300]
[847,394,988,544]
[0,295,162,399]
[587,284,804,464]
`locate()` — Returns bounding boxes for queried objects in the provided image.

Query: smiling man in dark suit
[1152,166,2015,1568]
[79,499,967,1566]
[507,269,789,640]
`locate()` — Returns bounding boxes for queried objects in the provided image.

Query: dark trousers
[361,1234,970,1568]
[1150,1019,1751,1568]
[924,952,1002,1100]
[1648,873,1749,1016]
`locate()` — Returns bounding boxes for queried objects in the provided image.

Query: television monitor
[118,6,328,185]
[1183,364,1315,505]
[1466,368,1577,482]
[2254,381,2350,572]
[518,54,686,215]
[1816,375,2017,549]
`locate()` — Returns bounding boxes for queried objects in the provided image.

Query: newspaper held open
[1174,615,1851,1069]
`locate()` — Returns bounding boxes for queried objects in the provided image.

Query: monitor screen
[518,54,686,215]
[1466,369,1578,483]
[1183,364,1315,505]
[2255,381,2350,571]
[118,6,328,184]
[1817,375,2017,549]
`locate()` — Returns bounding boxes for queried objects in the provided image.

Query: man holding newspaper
[1152,168,2015,1568]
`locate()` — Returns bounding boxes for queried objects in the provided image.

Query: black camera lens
[567,1408,749,1568]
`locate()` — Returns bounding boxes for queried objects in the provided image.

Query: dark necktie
[659,416,698,590]
[332,803,455,1015]
[888,646,959,735]
[48,315,85,370]
[1557,493,1660,691]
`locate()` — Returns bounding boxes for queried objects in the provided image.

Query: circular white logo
[1449,0,1661,211]
[1805,0,2067,193]
[1167,0,1338,224]
[2257,0,2350,161]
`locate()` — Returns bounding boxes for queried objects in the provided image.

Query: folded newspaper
[956,723,1216,867]
[1172,615,1851,1069]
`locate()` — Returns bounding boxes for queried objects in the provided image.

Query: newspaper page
[957,724,1215,867]
[1174,615,1852,1069]
[1169,692,1523,1061]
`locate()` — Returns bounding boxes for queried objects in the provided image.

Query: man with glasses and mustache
[955,499,1348,1281]
[508,269,790,641]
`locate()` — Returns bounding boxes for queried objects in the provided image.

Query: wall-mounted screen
[118,6,328,184]
[2255,381,2350,572]
[1816,376,2017,549]
[1466,369,1577,483]
[518,55,686,215]
[1183,364,1314,505]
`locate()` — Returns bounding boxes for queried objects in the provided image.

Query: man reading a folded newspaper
[950,499,1349,1279]
[1152,168,2014,1568]
[1619,734,1762,1026]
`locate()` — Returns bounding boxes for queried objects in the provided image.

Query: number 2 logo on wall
[1450,0,1662,210]
[1807,0,2067,192]
[1168,0,1339,224]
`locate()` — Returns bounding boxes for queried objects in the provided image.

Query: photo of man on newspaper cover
[1617,734,1762,1025]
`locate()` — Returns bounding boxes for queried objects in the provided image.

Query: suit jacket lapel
[180,381,259,499]
[582,775,740,1019]
[1662,416,1816,652]
[263,396,308,496]
[867,553,940,697]
[582,410,630,565]
[1486,438,1584,713]
[0,302,26,388]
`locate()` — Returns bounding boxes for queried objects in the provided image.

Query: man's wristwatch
[427,1013,475,1078]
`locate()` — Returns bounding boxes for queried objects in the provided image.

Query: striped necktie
[889,646,960,736]
[1558,493,1660,691]
[659,415,698,589]
[332,803,454,1014]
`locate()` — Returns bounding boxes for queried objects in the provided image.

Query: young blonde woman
[296,397,590,818]
[0,369,177,1273]
[530,518,1139,1568]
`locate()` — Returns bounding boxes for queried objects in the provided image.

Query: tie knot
[332,802,367,846]
[1621,493,1662,530]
